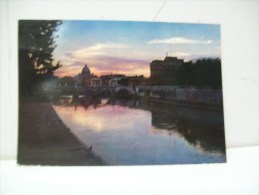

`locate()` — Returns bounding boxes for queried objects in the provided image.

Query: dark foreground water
[53,97,226,165]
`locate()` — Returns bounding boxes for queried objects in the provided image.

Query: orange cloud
[54,43,151,78]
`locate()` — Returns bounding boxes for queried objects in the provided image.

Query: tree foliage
[176,58,222,89]
[19,20,62,95]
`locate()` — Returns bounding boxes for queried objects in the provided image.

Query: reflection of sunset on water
[54,105,151,132]
[53,102,225,165]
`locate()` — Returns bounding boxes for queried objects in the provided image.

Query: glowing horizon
[53,20,221,78]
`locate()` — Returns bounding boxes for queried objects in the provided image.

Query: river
[53,96,226,165]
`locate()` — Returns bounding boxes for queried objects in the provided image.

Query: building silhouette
[74,64,94,86]
[150,56,184,85]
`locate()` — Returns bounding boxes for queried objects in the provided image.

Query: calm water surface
[53,98,226,165]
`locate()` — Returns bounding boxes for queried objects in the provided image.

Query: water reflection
[53,96,226,165]
[147,102,225,153]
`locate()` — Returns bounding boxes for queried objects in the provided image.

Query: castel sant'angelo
[150,56,184,85]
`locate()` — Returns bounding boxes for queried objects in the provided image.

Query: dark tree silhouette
[193,58,222,89]
[19,20,62,95]
[176,58,222,89]
[175,61,195,86]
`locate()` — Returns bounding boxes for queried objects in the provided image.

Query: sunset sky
[53,20,221,78]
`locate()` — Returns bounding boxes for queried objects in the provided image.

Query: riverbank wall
[137,87,223,106]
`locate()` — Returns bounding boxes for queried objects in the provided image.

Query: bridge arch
[115,86,135,96]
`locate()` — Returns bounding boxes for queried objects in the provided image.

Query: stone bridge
[42,85,135,96]
[42,85,223,105]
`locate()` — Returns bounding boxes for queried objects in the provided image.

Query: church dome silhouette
[81,64,91,77]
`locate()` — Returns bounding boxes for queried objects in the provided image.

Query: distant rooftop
[164,56,178,61]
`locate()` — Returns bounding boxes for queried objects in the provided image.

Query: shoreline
[139,96,223,112]
[18,98,104,166]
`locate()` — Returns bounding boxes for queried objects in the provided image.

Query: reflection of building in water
[148,102,225,153]
[150,56,184,85]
